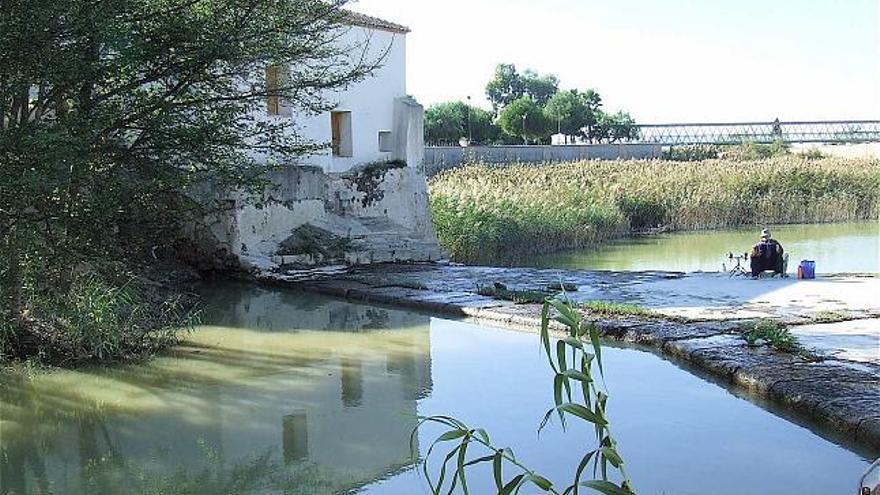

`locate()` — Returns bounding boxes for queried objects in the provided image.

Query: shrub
[798,148,827,160]
[663,145,720,161]
[722,139,790,161]
[2,269,197,366]
[476,284,548,304]
[809,310,851,324]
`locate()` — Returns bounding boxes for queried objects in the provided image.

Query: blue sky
[350,0,879,123]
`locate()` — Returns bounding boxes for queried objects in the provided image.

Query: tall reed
[429,157,880,263]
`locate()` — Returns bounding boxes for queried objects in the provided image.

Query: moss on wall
[345,160,407,207]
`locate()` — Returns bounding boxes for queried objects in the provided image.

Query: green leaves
[557,403,607,426]
[438,430,468,442]
[0,0,384,351]
[580,480,635,495]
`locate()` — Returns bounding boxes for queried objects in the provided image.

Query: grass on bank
[476,284,548,304]
[1,269,198,367]
[741,319,799,353]
[429,156,880,263]
[581,300,656,318]
[808,310,853,324]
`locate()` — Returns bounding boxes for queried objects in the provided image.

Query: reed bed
[428,157,880,263]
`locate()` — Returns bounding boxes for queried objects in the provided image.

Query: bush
[663,145,720,161]
[722,139,790,161]
[797,148,827,160]
[1,268,197,366]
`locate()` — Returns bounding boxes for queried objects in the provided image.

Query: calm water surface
[0,285,873,494]
[526,222,879,274]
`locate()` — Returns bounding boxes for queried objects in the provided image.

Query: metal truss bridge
[634,120,880,146]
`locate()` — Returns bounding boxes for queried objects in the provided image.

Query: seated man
[750,229,785,277]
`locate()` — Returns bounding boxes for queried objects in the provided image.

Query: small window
[266,65,290,117]
[266,65,281,116]
[331,111,353,157]
[378,131,392,152]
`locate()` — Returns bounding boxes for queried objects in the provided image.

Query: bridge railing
[634,120,880,145]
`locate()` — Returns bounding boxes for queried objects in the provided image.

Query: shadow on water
[0,283,433,495]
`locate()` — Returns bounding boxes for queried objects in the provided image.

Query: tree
[485,64,526,112]
[0,0,379,345]
[544,90,592,139]
[468,106,501,144]
[606,111,640,143]
[520,69,559,106]
[579,89,603,140]
[485,63,559,111]
[589,111,640,143]
[497,97,552,144]
[425,102,467,145]
[425,101,499,145]
[580,89,603,113]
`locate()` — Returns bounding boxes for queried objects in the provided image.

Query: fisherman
[750,228,785,277]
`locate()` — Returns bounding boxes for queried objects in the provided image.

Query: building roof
[342,10,410,34]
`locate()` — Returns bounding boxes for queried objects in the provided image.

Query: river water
[0,284,873,494]
[526,222,879,274]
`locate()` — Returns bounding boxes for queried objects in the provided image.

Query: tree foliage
[497,96,552,144]
[425,101,497,145]
[436,62,636,146]
[485,64,525,112]
[545,90,596,138]
[0,0,380,358]
[485,63,559,111]
[591,111,639,143]
[520,69,560,107]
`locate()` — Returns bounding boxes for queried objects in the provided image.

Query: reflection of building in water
[0,287,433,495]
[341,356,363,407]
[283,410,309,462]
[387,332,434,401]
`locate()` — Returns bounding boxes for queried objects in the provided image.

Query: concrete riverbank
[260,263,880,451]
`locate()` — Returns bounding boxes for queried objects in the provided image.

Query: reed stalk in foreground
[412,298,635,495]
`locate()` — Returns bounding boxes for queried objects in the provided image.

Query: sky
[349,0,879,123]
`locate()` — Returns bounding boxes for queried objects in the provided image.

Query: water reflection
[526,222,879,273]
[0,285,432,495]
[0,284,873,495]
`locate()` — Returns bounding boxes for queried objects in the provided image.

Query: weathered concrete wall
[424,144,663,175]
[200,160,443,270]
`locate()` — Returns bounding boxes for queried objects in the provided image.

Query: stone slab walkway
[260,263,880,451]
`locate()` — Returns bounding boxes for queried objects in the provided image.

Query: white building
[198,12,443,271]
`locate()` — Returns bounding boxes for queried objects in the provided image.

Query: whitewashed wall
[274,27,407,173]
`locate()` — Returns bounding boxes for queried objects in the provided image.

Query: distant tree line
[425,63,638,146]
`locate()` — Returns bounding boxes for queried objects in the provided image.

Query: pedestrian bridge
[634,120,880,145]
